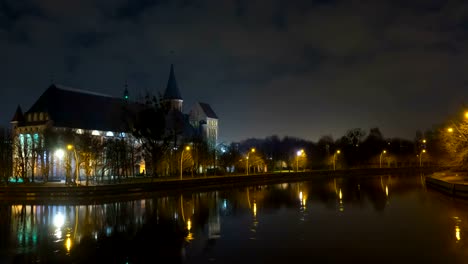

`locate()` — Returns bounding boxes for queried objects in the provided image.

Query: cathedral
[10,65,219,181]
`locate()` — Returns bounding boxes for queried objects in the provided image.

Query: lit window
[76,129,83,134]
[92,130,100,136]
[106,131,114,137]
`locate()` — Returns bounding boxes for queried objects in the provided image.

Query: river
[1,173,467,263]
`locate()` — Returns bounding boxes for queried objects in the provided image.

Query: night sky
[1,0,467,143]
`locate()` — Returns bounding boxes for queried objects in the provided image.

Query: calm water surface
[1,174,468,263]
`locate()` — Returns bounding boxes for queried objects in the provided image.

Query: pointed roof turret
[11,105,24,123]
[163,64,182,100]
[124,80,129,100]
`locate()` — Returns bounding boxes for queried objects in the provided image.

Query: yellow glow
[251,148,256,153]
[185,146,191,151]
[465,112,468,119]
[339,189,342,200]
[299,191,303,200]
[422,149,426,153]
[422,139,426,143]
[383,150,386,154]
[253,201,257,217]
[65,237,72,252]
[139,161,146,174]
[456,226,461,241]
[385,185,388,197]
[67,144,73,150]
[448,127,454,133]
[337,150,341,154]
[187,219,192,231]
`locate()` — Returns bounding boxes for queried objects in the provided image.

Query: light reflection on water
[1,174,468,263]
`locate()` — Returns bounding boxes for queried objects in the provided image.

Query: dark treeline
[218,127,446,173]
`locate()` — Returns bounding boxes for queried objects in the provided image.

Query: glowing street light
[448,127,454,133]
[333,150,340,171]
[379,150,386,168]
[296,149,304,172]
[419,149,426,167]
[246,148,255,175]
[67,144,79,184]
[54,149,65,159]
[180,146,191,180]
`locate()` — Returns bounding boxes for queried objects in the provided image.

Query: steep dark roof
[199,102,218,119]
[163,64,183,100]
[11,105,24,122]
[25,84,142,132]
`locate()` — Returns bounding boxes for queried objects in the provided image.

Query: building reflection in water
[2,174,433,262]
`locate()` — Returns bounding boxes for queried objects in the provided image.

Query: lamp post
[180,146,191,180]
[333,150,340,171]
[379,150,386,168]
[419,149,426,167]
[67,144,79,185]
[296,149,304,172]
[246,148,255,175]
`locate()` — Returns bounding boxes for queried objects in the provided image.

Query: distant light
[65,237,72,252]
[465,112,468,119]
[125,95,129,99]
[253,201,257,217]
[448,127,454,133]
[53,212,65,228]
[54,149,65,159]
[67,144,73,150]
[299,191,303,201]
[76,129,83,135]
[422,149,426,153]
[339,189,342,200]
[385,185,388,197]
[337,150,341,154]
[187,219,192,232]
[456,226,461,241]
[185,146,191,151]
[92,130,100,136]
[106,131,114,137]
[422,139,426,143]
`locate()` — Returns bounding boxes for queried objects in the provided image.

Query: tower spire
[123,80,129,100]
[163,64,183,111]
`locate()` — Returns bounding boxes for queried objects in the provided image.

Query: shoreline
[0,167,442,204]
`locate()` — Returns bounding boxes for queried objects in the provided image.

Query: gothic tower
[162,64,183,112]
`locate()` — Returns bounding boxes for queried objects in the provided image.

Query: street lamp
[54,149,65,160]
[419,149,426,167]
[180,146,191,180]
[296,149,304,172]
[67,144,79,184]
[246,148,255,175]
[379,150,386,168]
[333,150,340,171]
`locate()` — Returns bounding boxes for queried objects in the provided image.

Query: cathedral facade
[10,65,219,181]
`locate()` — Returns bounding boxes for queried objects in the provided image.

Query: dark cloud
[1,0,467,142]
